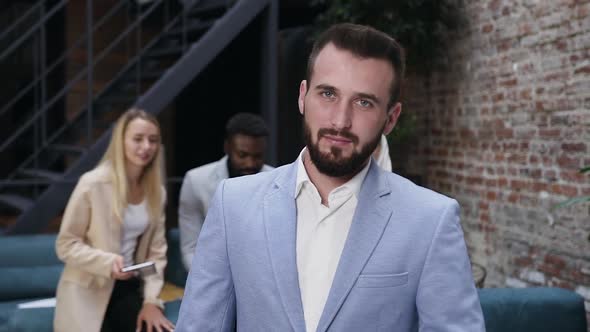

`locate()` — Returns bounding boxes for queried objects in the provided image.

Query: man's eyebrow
[356,92,382,105]
[314,84,338,92]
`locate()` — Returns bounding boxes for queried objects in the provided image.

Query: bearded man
[176,23,484,332]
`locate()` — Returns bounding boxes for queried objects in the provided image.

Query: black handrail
[0,0,169,154]
[0,0,68,64]
[2,15,183,182]
[6,0,277,234]
[0,1,44,43]
[0,0,129,119]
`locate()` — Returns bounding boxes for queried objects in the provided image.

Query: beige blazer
[53,164,167,332]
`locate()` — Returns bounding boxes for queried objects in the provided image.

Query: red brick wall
[401,0,590,322]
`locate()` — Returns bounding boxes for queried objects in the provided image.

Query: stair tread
[147,45,184,58]
[19,168,63,181]
[140,69,167,80]
[187,0,230,16]
[47,144,86,154]
[99,94,137,104]
[166,19,215,37]
[0,194,34,211]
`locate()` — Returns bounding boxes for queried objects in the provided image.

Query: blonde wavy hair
[100,108,164,221]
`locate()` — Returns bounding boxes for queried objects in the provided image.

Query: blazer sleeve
[142,188,168,308]
[416,200,486,331]
[176,180,236,332]
[55,177,118,278]
[178,173,205,271]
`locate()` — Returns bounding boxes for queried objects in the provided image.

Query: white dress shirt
[295,149,370,332]
[121,200,149,266]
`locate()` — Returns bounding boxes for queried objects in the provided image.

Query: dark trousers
[101,278,143,332]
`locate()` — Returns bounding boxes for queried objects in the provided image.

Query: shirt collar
[295,148,371,199]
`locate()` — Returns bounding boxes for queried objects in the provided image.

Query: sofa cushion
[0,266,63,301]
[0,298,52,332]
[0,234,60,266]
[0,300,20,331]
[7,306,54,332]
[165,228,188,288]
[0,300,182,332]
[478,287,587,332]
[0,234,62,301]
[164,300,182,324]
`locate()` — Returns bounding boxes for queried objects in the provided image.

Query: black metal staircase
[0,0,278,234]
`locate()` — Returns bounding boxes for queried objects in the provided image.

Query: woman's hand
[111,255,135,280]
[136,303,175,332]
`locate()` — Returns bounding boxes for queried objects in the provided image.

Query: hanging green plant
[310,0,467,149]
[310,0,467,69]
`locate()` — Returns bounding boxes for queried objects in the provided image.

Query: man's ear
[383,102,402,136]
[298,80,307,115]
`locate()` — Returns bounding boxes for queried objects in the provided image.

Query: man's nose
[243,157,258,168]
[331,102,352,130]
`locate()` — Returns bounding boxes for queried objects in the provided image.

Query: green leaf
[311,0,467,69]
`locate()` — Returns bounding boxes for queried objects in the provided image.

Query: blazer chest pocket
[356,272,408,288]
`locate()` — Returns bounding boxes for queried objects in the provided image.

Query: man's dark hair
[306,23,406,108]
[225,112,269,140]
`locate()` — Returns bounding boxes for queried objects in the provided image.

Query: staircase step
[19,168,63,181]
[187,0,231,17]
[47,144,86,155]
[165,19,215,38]
[146,45,184,58]
[99,94,137,105]
[0,194,34,211]
[140,69,167,80]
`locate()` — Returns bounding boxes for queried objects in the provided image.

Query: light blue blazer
[176,161,485,331]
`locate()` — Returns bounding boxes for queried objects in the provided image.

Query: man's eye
[321,91,334,98]
[356,99,372,108]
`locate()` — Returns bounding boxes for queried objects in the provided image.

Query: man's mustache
[317,128,359,145]
[236,168,259,175]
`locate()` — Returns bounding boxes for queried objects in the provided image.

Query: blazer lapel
[316,162,394,332]
[263,163,306,332]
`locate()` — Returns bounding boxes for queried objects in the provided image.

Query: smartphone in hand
[121,261,156,276]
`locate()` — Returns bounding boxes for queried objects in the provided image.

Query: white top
[295,149,370,332]
[121,200,149,266]
[374,134,392,172]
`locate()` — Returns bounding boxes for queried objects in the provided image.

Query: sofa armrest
[478,287,587,332]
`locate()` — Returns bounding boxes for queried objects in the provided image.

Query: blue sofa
[0,232,183,332]
[0,234,62,332]
[1,228,588,332]
[479,287,587,332]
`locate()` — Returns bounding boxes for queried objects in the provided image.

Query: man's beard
[227,159,260,178]
[303,118,382,178]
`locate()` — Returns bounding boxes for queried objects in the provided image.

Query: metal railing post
[182,8,187,51]
[86,0,94,144]
[260,0,278,166]
[33,29,40,172]
[41,2,47,144]
[136,3,142,97]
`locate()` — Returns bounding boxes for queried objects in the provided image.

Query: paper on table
[17,297,56,309]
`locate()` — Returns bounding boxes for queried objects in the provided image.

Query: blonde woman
[54,109,174,332]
